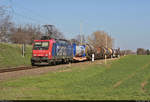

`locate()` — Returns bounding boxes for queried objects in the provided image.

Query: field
[0,55,150,100]
[0,43,32,68]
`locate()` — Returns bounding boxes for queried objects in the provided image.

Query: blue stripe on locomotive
[52,40,73,58]
[52,43,56,56]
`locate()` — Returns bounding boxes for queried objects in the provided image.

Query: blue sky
[1,0,150,51]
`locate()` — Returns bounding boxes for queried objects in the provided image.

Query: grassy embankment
[0,43,32,68]
[1,55,150,100]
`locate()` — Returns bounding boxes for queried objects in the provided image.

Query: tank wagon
[113,48,120,58]
[85,44,95,60]
[94,47,107,59]
[106,48,114,58]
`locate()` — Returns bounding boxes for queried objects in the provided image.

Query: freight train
[31,36,120,66]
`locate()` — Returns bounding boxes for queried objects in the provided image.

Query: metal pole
[105,34,107,64]
[110,33,112,59]
[106,34,107,48]
[22,44,25,57]
[80,21,82,45]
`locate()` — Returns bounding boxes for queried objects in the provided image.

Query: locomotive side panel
[52,40,73,62]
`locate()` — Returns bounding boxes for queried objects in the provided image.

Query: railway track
[0,62,83,73]
[0,62,88,73]
[0,66,38,73]
[0,58,119,81]
[0,58,118,74]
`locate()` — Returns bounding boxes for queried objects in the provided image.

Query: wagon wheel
[66,59,69,64]
[32,62,35,66]
[52,61,56,66]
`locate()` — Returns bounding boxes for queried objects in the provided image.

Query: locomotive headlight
[45,54,48,56]
[33,54,37,56]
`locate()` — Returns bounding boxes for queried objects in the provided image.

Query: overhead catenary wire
[0,0,42,25]
[13,11,44,25]
[0,0,49,25]
[80,21,83,45]
[9,0,51,25]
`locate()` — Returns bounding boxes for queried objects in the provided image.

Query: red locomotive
[31,36,73,66]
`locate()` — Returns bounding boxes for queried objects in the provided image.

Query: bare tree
[10,24,42,44]
[146,49,150,55]
[137,48,147,55]
[88,30,114,48]
[0,6,12,42]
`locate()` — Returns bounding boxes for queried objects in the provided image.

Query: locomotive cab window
[33,42,49,50]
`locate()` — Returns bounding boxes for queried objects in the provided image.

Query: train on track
[31,36,120,66]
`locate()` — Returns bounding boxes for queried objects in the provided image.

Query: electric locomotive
[31,36,73,66]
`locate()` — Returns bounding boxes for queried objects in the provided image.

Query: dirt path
[0,58,118,81]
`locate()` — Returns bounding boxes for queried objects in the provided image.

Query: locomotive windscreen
[33,41,49,50]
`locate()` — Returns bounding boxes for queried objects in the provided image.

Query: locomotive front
[31,39,54,66]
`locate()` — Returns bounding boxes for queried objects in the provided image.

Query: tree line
[0,6,64,44]
[70,31,114,48]
[137,48,150,55]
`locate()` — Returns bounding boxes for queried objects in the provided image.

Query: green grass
[0,43,32,68]
[1,55,150,100]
